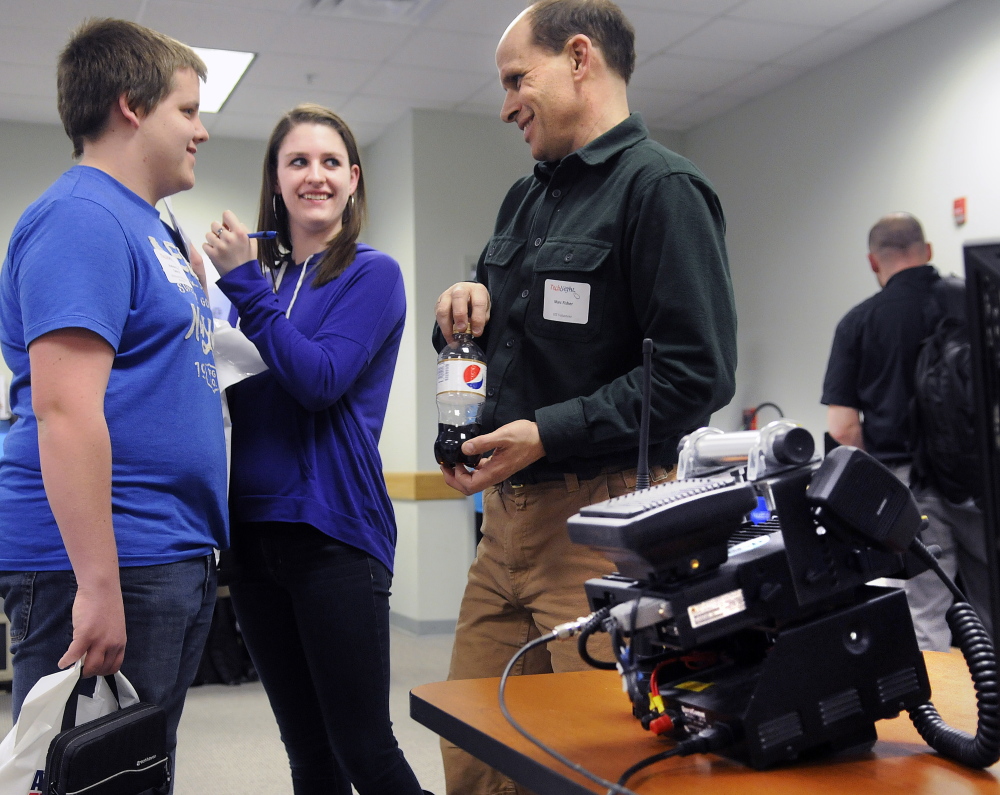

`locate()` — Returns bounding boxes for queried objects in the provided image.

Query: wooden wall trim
[384,471,466,501]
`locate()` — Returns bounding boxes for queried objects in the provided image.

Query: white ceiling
[0,0,960,147]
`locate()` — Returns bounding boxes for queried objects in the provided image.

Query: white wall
[683,0,1000,441]
[364,112,418,472]
[363,108,536,631]
[411,109,537,467]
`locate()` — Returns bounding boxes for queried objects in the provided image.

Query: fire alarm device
[954,197,967,226]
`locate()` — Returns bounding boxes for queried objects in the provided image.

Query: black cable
[578,618,617,670]
[909,537,966,603]
[752,402,784,423]
[906,538,1000,768]
[908,601,1000,767]
[616,724,735,791]
[616,746,685,788]
[498,615,640,795]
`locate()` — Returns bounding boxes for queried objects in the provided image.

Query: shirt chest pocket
[527,238,610,343]
[483,236,524,295]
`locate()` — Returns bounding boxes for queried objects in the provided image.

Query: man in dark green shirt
[433,3,737,791]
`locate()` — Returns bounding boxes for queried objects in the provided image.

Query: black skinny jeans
[228,521,424,795]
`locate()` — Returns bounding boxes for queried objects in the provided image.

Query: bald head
[868,213,926,255]
[867,213,932,287]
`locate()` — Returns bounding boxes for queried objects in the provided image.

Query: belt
[507,466,604,487]
[506,463,671,488]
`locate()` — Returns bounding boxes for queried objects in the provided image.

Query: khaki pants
[443,466,672,795]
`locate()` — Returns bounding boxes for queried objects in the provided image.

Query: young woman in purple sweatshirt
[202,104,428,795]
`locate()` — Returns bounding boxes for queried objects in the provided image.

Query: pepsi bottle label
[436,359,487,396]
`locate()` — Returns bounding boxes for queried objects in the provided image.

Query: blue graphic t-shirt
[0,166,228,569]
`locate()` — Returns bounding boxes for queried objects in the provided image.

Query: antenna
[636,338,653,490]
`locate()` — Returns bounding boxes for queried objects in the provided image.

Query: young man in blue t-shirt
[0,19,228,783]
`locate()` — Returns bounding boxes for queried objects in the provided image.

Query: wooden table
[410,650,1000,794]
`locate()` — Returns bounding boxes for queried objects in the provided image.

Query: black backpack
[910,276,981,504]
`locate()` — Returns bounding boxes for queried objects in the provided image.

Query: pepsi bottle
[435,331,487,469]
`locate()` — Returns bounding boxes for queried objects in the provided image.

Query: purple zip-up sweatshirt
[218,244,405,572]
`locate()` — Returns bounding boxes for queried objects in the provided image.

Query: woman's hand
[203,210,258,277]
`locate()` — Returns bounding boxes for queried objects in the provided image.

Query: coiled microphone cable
[907,537,1000,768]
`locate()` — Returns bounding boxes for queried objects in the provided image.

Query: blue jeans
[228,522,423,795]
[0,556,216,789]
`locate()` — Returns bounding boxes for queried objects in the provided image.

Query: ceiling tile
[775,28,878,70]
[0,0,144,29]
[346,121,386,148]
[0,0,968,140]
[422,0,530,37]
[632,54,751,94]
[389,27,498,73]
[629,86,703,119]
[0,26,70,66]
[216,84,350,117]
[362,64,490,104]
[464,76,506,107]
[620,0,742,14]
[266,14,414,61]
[667,18,825,64]
[202,110,284,141]
[626,9,712,56]
[138,1,284,52]
[665,92,747,128]
[178,0,301,11]
[248,53,378,96]
[718,63,804,99]
[844,0,959,34]
[727,0,888,28]
[338,94,412,126]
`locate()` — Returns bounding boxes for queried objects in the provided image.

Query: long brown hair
[256,104,367,286]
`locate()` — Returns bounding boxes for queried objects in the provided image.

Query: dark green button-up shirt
[436,114,737,477]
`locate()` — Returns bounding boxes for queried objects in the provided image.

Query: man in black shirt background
[432,1,737,792]
[822,212,989,651]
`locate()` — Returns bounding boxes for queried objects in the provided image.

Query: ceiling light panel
[192,47,256,113]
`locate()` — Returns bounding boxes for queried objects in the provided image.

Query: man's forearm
[827,405,865,449]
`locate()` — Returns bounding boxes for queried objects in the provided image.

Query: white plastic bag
[0,660,139,795]
[213,317,268,482]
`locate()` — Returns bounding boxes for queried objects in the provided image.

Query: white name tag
[148,236,188,285]
[543,279,591,324]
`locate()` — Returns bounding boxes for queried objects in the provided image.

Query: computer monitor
[963,240,1000,646]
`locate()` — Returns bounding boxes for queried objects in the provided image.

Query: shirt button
[521,289,529,299]
[487,388,496,397]
[552,189,562,198]
[564,253,573,262]
[505,340,514,348]
[534,237,543,247]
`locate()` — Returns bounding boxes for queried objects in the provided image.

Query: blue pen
[248,231,277,239]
